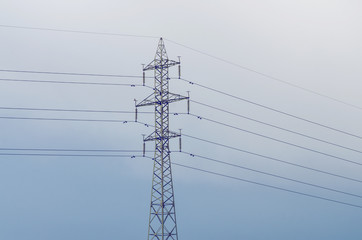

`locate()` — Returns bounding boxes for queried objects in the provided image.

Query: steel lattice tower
[137,38,188,240]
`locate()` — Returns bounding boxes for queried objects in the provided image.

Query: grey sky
[0,1,362,239]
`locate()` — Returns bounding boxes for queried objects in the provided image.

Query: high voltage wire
[0,148,150,152]
[165,40,362,111]
[167,159,362,209]
[0,69,152,79]
[180,133,362,184]
[4,105,362,164]
[142,156,362,209]
[6,74,361,165]
[2,146,360,199]
[2,104,362,157]
[1,104,361,156]
[181,78,362,140]
[2,103,361,160]
[0,106,153,114]
[0,24,159,39]
[2,68,360,141]
[183,109,362,155]
[1,115,361,183]
[177,151,362,199]
[182,113,362,166]
[0,65,360,194]
[1,24,361,112]
[3,67,361,142]
[1,149,361,208]
[0,153,143,157]
[0,116,138,123]
[3,24,362,220]
[0,116,152,128]
[0,78,144,86]
[2,149,361,204]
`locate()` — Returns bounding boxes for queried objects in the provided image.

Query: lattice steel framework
[137,38,188,240]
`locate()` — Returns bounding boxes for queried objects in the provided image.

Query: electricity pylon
[136,38,188,240]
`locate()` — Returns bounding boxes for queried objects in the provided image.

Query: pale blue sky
[0,1,362,239]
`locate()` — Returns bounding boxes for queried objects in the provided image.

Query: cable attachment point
[177,56,181,79]
[134,99,138,122]
[179,129,182,152]
[142,134,146,157]
[142,64,145,86]
[187,91,190,114]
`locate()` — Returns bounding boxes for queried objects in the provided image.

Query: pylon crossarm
[144,59,180,71]
[137,92,188,107]
[143,60,156,71]
[136,92,156,107]
[144,130,180,142]
[168,92,188,103]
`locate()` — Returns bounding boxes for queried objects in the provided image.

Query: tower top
[155,37,167,60]
[158,37,164,45]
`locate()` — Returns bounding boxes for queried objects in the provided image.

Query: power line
[3,148,361,209]
[3,103,359,156]
[5,106,362,166]
[0,78,144,86]
[0,153,143,157]
[167,159,362,209]
[0,24,159,39]
[0,117,153,129]
[0,148,150,152]
[0,106,153,114]
[3,69,360,144]
[2,115,361,182]
[5,106,361,169]
[177,151,362,199]
[3,71,360,151]
[0,116,137,123]
[183,107,362,155]
[183,113,362,166]
[6,147,360,200]
[0,69,153,79]
[1,24,360,111]
[11,152,362,208]
[165,40,362,111]
[0,106,180,116]
[9,72,361,164]
[182,79,362,140]
[181,133,362,184]
[2,115,360,183]
[2,23,360,111]
[4,69,360,142]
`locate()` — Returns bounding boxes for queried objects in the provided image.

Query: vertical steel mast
[137,38,188,240]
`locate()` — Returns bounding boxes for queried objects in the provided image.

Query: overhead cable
[181,79,362,140]
[0,153,143,157]
[177,151,362,199]
[0,78,143,86]
[0,24,159,39]
[181,133,362,184]
[183,113,362,166]
[182,108,362,154]
[2,104,360,155]
[2,116,360,183]
[1,23,360,110]
[169,159,362,209]
[165,40,362,111]
[0,69,151,78]
[0,106,152,114]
